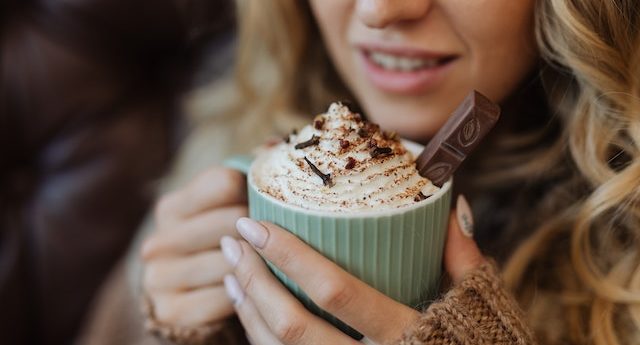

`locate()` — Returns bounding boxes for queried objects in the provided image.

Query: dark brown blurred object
[0,1,235,344]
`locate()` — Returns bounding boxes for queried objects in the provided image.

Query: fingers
[221,238,354,345]
[224,276,283,345]
[155,168,247,225]
[152,286,234,327]
[143,205,247,259]
[144,250,232,291]
[444,195,486,284]
[235,218,418,344]
[141,166,248,330]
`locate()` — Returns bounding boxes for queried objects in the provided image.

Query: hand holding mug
[140,167,248,327]
[221,194,485,345]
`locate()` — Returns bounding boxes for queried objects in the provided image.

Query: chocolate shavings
[358,123,381,138]
[365,122,380,133]
[383,131,397,140]
[314,117,325,130]
[370,146,393,158]
[304,157,333,186]
[414,192,428,202]
[339,139,350,149]
[345,157,356,170]
[295,135,320,149]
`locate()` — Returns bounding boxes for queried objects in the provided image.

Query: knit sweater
[142,261,536,345]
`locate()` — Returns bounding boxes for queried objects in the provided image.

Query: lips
[357,45,458,94]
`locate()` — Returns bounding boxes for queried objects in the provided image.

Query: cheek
[451,0,538,102]
[309,1,353,69]
[309,1,360,99]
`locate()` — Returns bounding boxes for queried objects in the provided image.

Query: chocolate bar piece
[416,90,500,187]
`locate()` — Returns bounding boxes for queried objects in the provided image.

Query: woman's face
[309,0,538,141]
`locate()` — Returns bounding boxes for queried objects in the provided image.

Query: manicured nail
[236,217,269,249]
[223,274,244,306]
[221,236,242,266]
[456,194,474,238]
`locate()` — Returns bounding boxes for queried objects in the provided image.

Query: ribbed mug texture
[247,176,452,337]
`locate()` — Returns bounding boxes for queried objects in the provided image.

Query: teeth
[369,52,441,71]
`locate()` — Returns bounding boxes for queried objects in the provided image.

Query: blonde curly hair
[194,1,640,343]
[502,1,640,344]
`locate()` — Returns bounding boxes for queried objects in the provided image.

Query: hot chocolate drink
[252,102,439,212]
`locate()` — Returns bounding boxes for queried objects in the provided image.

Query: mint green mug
[225,140,452,338]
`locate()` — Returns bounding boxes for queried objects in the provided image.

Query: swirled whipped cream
[252,103,439,212]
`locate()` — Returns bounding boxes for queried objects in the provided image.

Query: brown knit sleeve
[141,293,248,345]
[395,261,536,345]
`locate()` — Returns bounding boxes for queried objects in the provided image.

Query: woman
[140,0,640,344]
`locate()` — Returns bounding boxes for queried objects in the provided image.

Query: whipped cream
[252,103,439,212]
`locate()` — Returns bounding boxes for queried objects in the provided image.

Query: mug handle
[223,155,254,175]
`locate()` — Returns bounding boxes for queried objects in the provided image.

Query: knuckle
[142,265,157,291]
[140,237,157,261]
[153,295,181,324]
[231,205,249,218]
[197,167,230,186]
[191,168,245,205]
[188,288,233,324]
[143,264,163,290]
[219,166,244,184]
[314,279,354,312]
[272,247,298,271]
[154,193,179,222]
[215,168,245,195]
[238,268,256,295]
[272,313,307,343]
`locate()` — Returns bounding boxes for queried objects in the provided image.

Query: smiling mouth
[364,50,457,72]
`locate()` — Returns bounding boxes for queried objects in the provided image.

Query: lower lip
[360,51,456,95]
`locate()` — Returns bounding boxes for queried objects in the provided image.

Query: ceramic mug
[225,140,452,338]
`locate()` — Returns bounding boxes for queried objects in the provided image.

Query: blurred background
[0,0,235,343]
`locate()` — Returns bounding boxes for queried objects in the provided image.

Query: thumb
[444,194,485,284]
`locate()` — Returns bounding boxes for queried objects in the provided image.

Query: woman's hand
[221,195,485,344]
[141,167,248,327]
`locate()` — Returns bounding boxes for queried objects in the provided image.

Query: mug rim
[247,140,453,218]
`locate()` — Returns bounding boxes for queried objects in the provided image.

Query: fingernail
[236,217,269,249]
[223,274,244,306]
[456,194,474,238]
[221,236,242,266]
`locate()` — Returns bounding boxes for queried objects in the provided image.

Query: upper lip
[355,43,458,60]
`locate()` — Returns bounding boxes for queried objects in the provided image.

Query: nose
[355,0,432,28]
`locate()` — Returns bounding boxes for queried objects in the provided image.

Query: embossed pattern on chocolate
[416,90,501,187]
